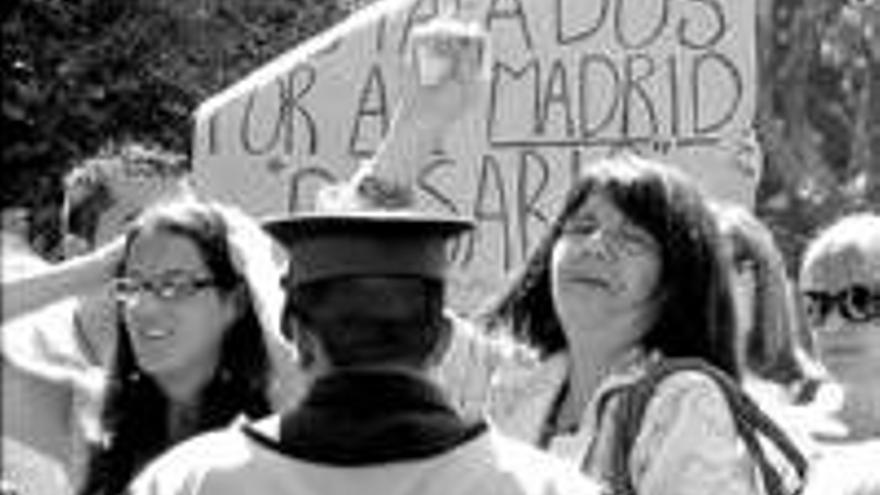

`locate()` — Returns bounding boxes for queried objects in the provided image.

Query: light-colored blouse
[487,350,767,495]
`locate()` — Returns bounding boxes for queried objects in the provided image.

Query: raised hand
[403,18,489,133]
[316,18,489,214]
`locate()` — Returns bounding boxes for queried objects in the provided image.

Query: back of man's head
[265,210,472,373]
[284,276,447,369]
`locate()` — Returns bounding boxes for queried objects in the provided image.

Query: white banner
[193,0,758,312]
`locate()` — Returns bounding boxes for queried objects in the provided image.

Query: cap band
[286,233,451,287]
[263,211,473,287]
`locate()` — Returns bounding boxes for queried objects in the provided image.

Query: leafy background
[2,0,878,271]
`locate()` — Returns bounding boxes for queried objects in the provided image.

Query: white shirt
[129,424,600,495]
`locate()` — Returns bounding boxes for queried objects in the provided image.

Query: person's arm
[316,18,488,211]
[2,350,78,465]
[1,302,97,469]
[2,236,123,323]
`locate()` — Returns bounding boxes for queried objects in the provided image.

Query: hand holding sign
[401,18,489,138]
[318,18,490,213]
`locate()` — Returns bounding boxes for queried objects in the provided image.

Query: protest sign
[193,0,758,312]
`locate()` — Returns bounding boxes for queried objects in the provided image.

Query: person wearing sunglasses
[801,284,880,342]
[796,211,880,495]
[798,211,880,440]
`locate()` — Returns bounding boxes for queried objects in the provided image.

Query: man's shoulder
[154,427,254,469]
[470,428,602,495]
[130,427,256,494]
[132,424,601,495]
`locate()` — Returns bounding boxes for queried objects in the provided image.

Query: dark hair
[79,201,271,495]
[482,155,739,377]
[284,276,446,368]
[715,202,826,387]
[63,140,188,244]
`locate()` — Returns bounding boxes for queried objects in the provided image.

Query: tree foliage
[757,0,879,270]
[2,0,347,252]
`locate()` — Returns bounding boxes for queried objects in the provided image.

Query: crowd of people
[2,16,879,495]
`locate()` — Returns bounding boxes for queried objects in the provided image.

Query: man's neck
[319,363,430,381]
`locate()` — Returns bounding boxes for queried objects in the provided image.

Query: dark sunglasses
[802,284,880,327]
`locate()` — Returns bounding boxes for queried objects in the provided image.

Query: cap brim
[261,210,474,248]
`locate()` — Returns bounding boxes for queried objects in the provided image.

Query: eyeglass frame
[558,218,659,258]
[801,283,880,328]
[112,273,219,304]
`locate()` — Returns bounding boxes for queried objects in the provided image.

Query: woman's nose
[123,289,165,320]
[575,229,618,262]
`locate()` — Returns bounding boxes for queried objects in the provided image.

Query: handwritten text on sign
[193,0,757,312]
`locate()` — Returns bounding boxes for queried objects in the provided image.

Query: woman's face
[801,249,880,387]
[117,229,239,388]
[551,192,663,345]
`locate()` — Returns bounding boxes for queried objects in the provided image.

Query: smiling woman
[71,200,277,495]
[117,234,233,395]
[1,198,290,495]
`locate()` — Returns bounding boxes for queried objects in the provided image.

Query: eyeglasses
[560,220,657,257]
[802,284,880,327]
[113,274,217,303]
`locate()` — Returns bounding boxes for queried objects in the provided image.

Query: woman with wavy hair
[481,155,804,494]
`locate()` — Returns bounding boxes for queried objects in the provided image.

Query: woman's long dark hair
[79,201,272,495]
[481,154,739,378]
[715,202,826,387]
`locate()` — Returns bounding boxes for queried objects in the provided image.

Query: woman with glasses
[797,211,880,494]
[481,155,804,494]
[2,199,295,495]
[80,199,283,495]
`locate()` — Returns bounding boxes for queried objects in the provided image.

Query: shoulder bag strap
[609,358,807,495]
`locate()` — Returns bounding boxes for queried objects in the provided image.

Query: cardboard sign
[193,0,758,313]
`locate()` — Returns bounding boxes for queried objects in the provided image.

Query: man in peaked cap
[128,18,598,495]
